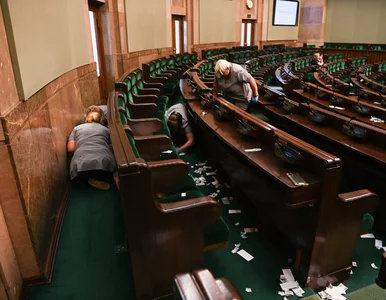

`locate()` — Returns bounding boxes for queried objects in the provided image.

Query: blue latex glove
[251,95,259,103]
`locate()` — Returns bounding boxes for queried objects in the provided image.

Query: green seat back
[125,132,140,158]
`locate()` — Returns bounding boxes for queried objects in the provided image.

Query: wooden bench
[109,91,230,300]
[186,66,378,289]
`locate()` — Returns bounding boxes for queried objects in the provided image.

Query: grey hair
[215,59,232,75]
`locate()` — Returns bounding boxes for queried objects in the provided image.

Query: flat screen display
[273,0,299,26]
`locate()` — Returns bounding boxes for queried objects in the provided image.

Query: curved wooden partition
[185,57,378,289]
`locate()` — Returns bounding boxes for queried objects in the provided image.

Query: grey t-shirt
[215,63,252,110]
[69,122,116,179]
[165,103,192,135]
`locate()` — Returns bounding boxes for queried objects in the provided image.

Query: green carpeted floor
[29,184,135,300]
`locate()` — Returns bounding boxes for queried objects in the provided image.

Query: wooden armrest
[193,269,225,300]
[216,278,243,300]
[338,189,378,211]
[159,72,173,77]
[143,81,163,89]
[160,196,219,215]
[134,134,172,161]
[149,76,168,84]
[127,103,158,119]
[148,159,189,197]
[174,273,203,299]
[138,87,161,96]
[128,118,162,136]
[133,94,158,104]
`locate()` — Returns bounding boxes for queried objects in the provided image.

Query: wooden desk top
[187,100,320,206]
[180,79,200,100]
[294,89,386,131]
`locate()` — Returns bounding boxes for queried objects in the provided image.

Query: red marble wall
[0,2,99,285]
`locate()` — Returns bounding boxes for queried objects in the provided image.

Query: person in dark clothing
[311,52,324,67]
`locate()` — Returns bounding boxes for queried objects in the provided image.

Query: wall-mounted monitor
[272,0,300,26]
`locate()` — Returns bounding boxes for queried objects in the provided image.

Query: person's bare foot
[88,178,110,190]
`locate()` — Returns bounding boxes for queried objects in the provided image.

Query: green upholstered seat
[360,213,374,233]
[158,190,229,248]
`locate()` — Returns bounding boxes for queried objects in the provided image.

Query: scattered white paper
[245,148,262,153]
[196,162,207,166]
[361,233,375,238]
[203,166,212,169]
[191,166,194,168]
[181,193,186,197]
[282,269,295,282]
[244,228,259,233]
[278,291,285,296]
[383,247,386,252]
[280,280,299,291]
[350,270,353,275]
[234,222,240,227]
[231,244,240,254]
[284,297,289,300]
[162,150,173,154]
[280,275,287,283]
[179,152,186,156]
[375,239,383,250]
[221,197,230,205]
[241,232,248,239]
[352,261,357,267]
[245,288,252,293]
[201,111,208,116]
[237,249,254,261]
[371,263,379,269]
[292,286,305,297]
[206,172,217,176]
[229,209,241,214]
[284,291,294,296]
[374,102,381,105]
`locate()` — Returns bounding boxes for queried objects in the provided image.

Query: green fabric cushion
[360,213,374,233]
[162,83,178,95]
[158,95,169,106]
[204,217,229,247]
[175,175,197,193]
[125,133,140,158]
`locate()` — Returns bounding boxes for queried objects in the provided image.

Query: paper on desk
[229,209,241,214]
[375,239,383,249]
[162,150,173,154]
[360,233,375,238]
[181,193,186,197]
[221,197,230,205]
[237,249,254,261]
[244,148,262,153]
[292,286,305,297]
[352,261,357,267]
[245,288,252,293]
[371,263,378,269]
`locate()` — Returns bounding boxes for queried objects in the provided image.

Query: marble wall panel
[0,204,22,300]
[0,144,40,279]
[0,5,19,116]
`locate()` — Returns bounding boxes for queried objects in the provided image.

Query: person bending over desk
[166,103,194,152]
[213,59,259,111]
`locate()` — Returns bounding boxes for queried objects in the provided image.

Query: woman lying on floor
[67,108,118,190]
